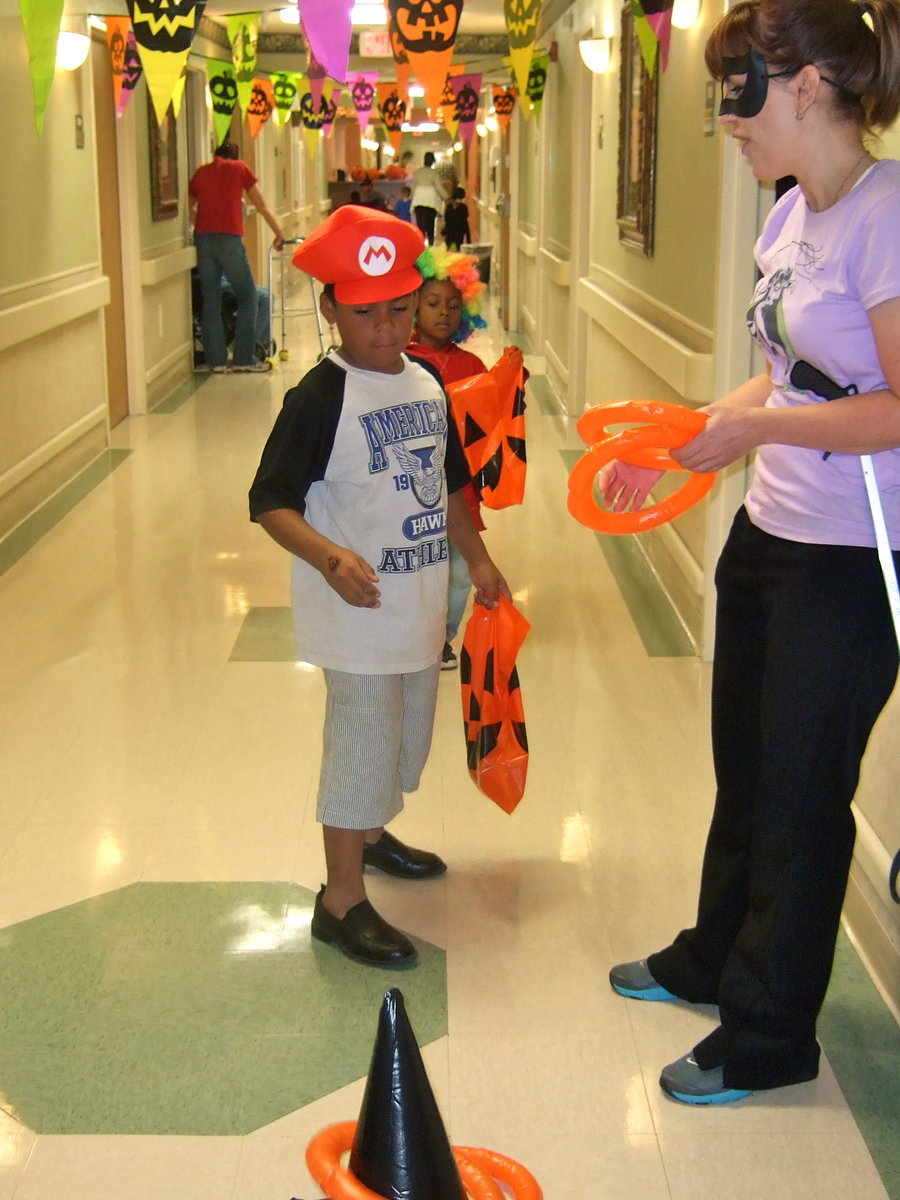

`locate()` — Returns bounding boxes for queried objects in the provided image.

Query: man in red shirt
[189,141,285,373]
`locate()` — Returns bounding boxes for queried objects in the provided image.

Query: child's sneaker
[441,642,458,670]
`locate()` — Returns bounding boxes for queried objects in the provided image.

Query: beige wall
[0,13,108,541]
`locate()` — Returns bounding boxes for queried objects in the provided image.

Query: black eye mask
[719,46,770,117]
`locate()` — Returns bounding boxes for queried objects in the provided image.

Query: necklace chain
[818,150,870,211]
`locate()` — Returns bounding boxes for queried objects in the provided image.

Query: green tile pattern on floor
[0,882,448,1135]
[150,373,208,413]
[820,929,900,1200]
[559,448,694,657]
[0,450,132,579]
[230,605,296,661]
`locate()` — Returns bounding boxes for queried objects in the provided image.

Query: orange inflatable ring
[568,400,715,534]
[306,1121,543,1200]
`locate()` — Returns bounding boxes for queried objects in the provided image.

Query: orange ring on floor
[576,399,707,470]
[306,1122,542,1200]
[567,425,715,534]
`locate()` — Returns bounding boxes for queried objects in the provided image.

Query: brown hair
[705,0,900,130]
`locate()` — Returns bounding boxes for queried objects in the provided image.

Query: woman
[606,0,900,1105]
[410,151,449,245]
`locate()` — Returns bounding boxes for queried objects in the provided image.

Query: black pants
[650,507,898,1090]
[414,205,438,245]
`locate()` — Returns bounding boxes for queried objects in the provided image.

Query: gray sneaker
[232,360,272,373]
[609,958,676,1001]
[659,1053,752,1105]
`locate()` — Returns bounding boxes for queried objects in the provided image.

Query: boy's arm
[257,507,381,608]
[446,490,510,607]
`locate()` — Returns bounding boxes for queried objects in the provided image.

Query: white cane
[860,454,900,654]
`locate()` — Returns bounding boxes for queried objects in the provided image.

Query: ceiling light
[351,2,387,25]
[484,113,498,132]
[475,123,487,138]
[278,6,300,23]
[671,0,702,27]
[578,37,611,74]
[401,120,440,132]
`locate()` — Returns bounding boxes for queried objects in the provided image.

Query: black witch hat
[350,988,465,1200]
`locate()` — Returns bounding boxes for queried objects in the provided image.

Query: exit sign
[359,30,391,56]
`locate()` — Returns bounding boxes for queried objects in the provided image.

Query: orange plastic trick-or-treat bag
[459,595,530,813]
[446,345,527,510]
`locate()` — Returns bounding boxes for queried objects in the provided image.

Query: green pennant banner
[227,12,259,116]
[207,59,238,146]
[18,0,66,133]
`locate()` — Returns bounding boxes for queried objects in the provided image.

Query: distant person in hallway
[189,140,285,373]
[248,206,509,969]
[441,187,471,250]
[605,0,900,1106]
[411,152,449,245]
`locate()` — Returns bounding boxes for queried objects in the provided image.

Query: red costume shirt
[189,158,257,235]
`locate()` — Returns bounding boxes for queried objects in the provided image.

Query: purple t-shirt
[745,158,900,549]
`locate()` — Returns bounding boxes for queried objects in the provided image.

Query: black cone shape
[350,989,465,1200]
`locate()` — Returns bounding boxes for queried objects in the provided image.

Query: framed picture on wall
[148,102,179,221]
[616,2,658,256]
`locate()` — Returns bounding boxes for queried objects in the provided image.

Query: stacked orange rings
[567,399,716,534]
[305,1121,543,1200]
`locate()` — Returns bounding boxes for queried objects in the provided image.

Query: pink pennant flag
[451,73,482,145]
[348,71,379,127]
[299,0,353,83]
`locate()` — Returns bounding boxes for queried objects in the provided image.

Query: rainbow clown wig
[415,245,488,343]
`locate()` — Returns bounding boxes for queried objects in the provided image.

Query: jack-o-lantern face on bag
[455,83,479,123]
[129,0,206,54]
[388,0,463,54]
[503,0,541,48]
[210,71,237,114]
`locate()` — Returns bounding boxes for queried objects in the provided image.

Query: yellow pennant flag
[227,12,260,116]
[127,0,206,124]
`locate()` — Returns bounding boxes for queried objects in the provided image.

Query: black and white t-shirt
[250,350,470,673]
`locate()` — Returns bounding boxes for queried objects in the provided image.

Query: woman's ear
[793,64,824,117]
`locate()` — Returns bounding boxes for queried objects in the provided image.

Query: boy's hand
[322,551,381,608]
[469,560,511,609]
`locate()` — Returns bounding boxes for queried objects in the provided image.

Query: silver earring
[795,108,805,120]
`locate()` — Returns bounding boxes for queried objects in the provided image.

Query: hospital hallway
[0,301,898,1200]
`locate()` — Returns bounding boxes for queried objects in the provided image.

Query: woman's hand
[671,404,762,472]
[597,460,664,513]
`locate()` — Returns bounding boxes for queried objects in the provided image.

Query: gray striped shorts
[316,663,441,829]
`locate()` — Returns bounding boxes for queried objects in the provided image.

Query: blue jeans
[195,233,258,367]
[446,541,471,640]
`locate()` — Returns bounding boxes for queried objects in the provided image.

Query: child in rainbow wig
[407,245,489,670]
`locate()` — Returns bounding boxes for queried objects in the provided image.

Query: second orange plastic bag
[459,595,530,814]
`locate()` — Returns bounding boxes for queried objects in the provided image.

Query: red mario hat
[293,205,425,304]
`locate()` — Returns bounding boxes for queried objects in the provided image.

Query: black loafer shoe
[362,830,447,879]
[310,886,418,969]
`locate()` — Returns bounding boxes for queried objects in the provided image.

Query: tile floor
[0,292,897,1199]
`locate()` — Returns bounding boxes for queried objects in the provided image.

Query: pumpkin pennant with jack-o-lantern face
[387,11,413,107]
[226,12,259,117]
[437,62,464,133]
[246,76,274,138]
[206,59,238,144]
[450,73,482,145]
[387,0,463,117]
[126,0,206,122]
[376,82,407,154]
[106,16,131,112]
[348,71,379,127]
[118,28,144,117]
[502,0,541,97]
[492,83,517,133]
[270,71,299,126]
[526,52,549,119]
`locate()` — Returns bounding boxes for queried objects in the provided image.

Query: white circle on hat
[358,235,397,277]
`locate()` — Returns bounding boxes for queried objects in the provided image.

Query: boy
[249,206,509,969]
[393,185,413,223]
[442,187,471,251]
